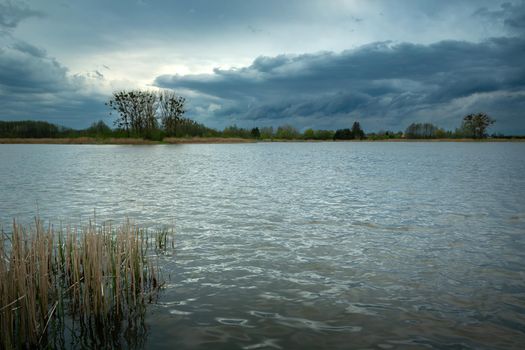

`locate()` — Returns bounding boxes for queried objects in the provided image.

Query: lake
[1,142,525,349]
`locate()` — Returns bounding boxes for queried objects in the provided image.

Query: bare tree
[106,91,132,136]
[106,89,184,137]
[462,112,495,139]
[405,123,440,139]
[158,90,185,136]
[106,90,158,136]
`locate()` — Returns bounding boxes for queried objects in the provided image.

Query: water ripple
[2,143,525,349]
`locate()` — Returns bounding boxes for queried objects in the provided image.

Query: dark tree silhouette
[106,89,185,137]
[351,121,365,140]
[462,112,495,139]
[158,90,185,136]
[251,127,261,138]
[106,90,156,136]
[0,120,62,138]
[333,128,353,140]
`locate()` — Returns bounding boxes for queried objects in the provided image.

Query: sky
[0,0,524,133]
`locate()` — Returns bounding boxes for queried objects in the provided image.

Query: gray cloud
[0,1,108,127]
[0,36,68,93]
[0,32,108,127]
[1,0,524,132]
[0,1,144,129]
[474,1,525,34]
[0,1,42,30]
[155,37,525,133]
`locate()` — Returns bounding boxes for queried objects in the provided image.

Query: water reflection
[44,308,148,349]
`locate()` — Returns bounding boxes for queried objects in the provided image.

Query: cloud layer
[0,0,42,29]
[155,37,525,133]
[0,31,109,126]
[0,0,524,132]
[0,1,117,127]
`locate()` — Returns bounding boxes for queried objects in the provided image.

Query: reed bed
[0,219,173,349]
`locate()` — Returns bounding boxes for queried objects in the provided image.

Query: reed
[0,218,173,349]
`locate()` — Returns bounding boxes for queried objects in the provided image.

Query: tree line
[0,120,65,138]
[0,116,505,140]
[105,90,368,140]
[0,89,508,140]
[404,113,495,139]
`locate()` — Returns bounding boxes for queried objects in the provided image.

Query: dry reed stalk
[0,219,173,349]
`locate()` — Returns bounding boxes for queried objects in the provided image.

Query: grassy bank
[0,219,173,349]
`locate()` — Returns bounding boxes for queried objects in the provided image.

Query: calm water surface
[1,142,525,349]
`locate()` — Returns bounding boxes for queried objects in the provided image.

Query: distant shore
[0,137,523,145]
[0,137,256,144]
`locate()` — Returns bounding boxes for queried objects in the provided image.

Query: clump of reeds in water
[0,218,173,349]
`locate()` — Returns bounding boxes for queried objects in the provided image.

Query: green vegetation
[275,125,301,140]
[333,122,364,140]
[0,89,513,141]
[222,125,253,138]
[461,112,495,139]
[259,126,274,139]
[106,89,211,140]
[0,120,65,138]
[403,114,499,139]
[303,128,335,140]
[366,130,404,140]
[405,123,447,139]
[0,219,173,349]
[251,127,261,138]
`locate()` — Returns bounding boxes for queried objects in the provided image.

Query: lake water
[1,142,525,349]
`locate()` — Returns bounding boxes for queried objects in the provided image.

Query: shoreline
[0,137,256,145]
[0,137,523,144]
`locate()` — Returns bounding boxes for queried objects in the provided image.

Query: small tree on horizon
[251,127,261,139]
[462,112,495,139]
[351,121,365,140]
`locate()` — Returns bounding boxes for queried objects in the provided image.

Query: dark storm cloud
[158,38,525,97]
[0,0,107,127]
[0,37,68,93]
[474,1,525,34]
[0,33,107,126]
[154,37,525,132]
